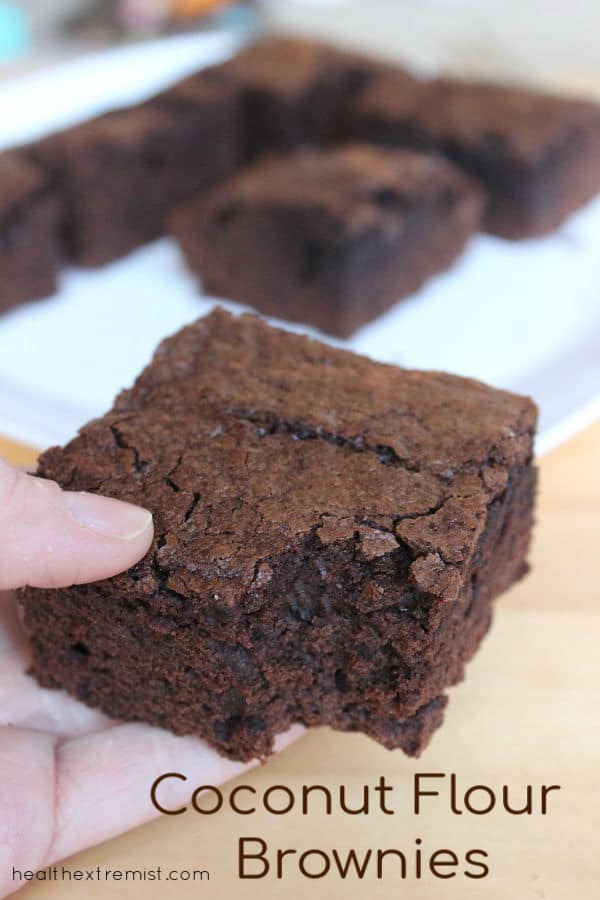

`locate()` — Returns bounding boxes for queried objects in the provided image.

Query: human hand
[0,458,300,897]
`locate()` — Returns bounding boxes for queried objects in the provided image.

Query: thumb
[0,458,154,590]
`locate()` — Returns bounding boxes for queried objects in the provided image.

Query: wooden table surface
[3,422,599,898]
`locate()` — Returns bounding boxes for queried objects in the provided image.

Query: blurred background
[1,0,599,91]
[0,0,598,451]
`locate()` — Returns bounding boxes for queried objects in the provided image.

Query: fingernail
[65,492,153,540]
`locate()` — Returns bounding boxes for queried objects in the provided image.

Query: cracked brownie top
[37,310,537,610]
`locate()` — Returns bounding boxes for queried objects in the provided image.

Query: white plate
[0,35,599,452]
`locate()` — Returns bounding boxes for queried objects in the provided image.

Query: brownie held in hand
[0,151,61,313]
[20,310,537,762]
[171,144,484,336]
[349,72,600,238]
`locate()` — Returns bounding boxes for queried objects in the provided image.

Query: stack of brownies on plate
[2,36,600,333]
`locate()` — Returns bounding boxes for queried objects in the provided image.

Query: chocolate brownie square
[349,72,600,238]
[205,37,385,159]
[20,310,537,762]
[28,86,239,268]
[0,150,61,314]
[171,144,484,336]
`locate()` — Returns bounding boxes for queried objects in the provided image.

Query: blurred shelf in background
[0,0,258,77]
[2,2,600,91]
[262,0,600,89]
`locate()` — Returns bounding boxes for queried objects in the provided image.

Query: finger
[0,727,57,892]
[0,458,154,590]
[44,722,301,868]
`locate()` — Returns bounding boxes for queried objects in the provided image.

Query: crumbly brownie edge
[20,432,535,761]
[18,311,537,760]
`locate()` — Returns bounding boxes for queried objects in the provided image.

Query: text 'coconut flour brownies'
[20,310,537,761]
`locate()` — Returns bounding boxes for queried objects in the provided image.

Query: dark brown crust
[0,150,61,313]
[171,144,484,336]
[348,73,600,238]
[20,311,537,761]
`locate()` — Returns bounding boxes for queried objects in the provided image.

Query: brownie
[171,144,484,336]
[204,36,386,159]
[0,150,61,314]
[27,83,239,268]
[20,310,537,762]
[349,72,600,238]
